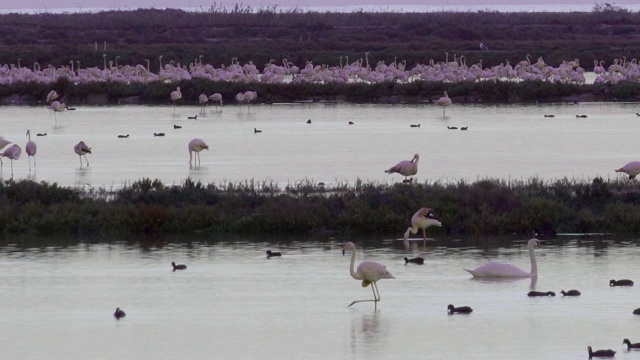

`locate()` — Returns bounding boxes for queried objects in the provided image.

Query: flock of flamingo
[2,53,640,86]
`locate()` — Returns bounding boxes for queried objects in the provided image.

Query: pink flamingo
[342,242,394,308]
[435,91,452,117]
[403,207,442,246]
[50,100,66,121]
[74,141,91,167]
[208,93,223,110]
[384,153,419,182]
[46,90,59,103]
[0,136,12,171]
[170,87,182,112]
[1,144,22,177]
[198,93,208,112]
[188,138,209,166]
[616,161,640,180]
[25,129,37,170]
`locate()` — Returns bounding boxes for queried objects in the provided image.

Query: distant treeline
[1,177,639,238]
[0,7,639,73]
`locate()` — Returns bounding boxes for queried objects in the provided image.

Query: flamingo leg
[85,155,90,167]
[79,155,82,167]
[348,282,381,308]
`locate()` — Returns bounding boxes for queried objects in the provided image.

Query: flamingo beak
[342,250,346,256]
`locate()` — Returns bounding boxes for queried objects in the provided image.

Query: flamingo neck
[529,242,538,276]
[348,246,361,280]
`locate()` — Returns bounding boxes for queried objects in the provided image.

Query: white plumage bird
[188,138,209,166]
[403,207,442,244]
[342,241,394,308]
[385,153,419,182]
[616,161,640,179]
[464,238,541,278]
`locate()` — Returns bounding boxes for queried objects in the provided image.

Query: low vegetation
[1,177,639,238]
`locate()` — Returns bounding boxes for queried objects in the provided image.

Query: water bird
[188,115,198,120]
[410,124,420,128]
[36,133,47,136]
[448,304,473,314]
[479,42,489,51]
[464,238,541,278]
[636,113,640,117]
[404,257,425,265]
[154,132,165,137]
[114,307,126,320]
[188,138,209,166]
[50,100,66,120]
[73,141,91,167]
[1,144,21,176]
[576,115,588,118]
[254,128,262,133]
[348,121,354,125]
[307,119,312,124]
[25,129,36,170]
[170,86,182,111]
[588,346,615,358]
[435,91,452,117]
[385,153,419,182]
[561,290,581,296]
[544,114,555,118]
[266,250,281,258]
[610,279,634,286]
[171,261,187,271]
[46,90,58,103]
[633,308,640,315]
[66,106,76,110]
[173,125,182,129]
[447,126,458,130]
[117,134,129,138]
[527,290,555,297]
[623,339,640,350]
[208,93,223,109]
[615,161,640,180]
[460,126,468,130]
[342,242,394,308]
[403,207,442,244]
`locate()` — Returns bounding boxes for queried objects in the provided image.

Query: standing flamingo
[74,141,91,167]
[615,161,640,179]
[342,241,395,308]
[0,136,11,171]
[384,153,419,182]
[403,207,442,245]
[435,91,452,117]
[198,93,209,112]
[25,129,36,170]
[46,90,59,103]
[1,144,21,177]
[170,87,182,112]
[50,100,66,120]
[188,138,209,166]
[209,93,223,111]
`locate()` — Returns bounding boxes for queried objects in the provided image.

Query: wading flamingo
[209,93,223,110]
[170,87,182,112]
[0,136,11,171]
[74,141,91,167]
[435,91,452,117]
[464,238,541,278]
[385,153,419,182]
[188,138,209,166]
[25,129,36,170]
[403,207,442,246]
[50,100,66,120]
[1,144,21,177]
[342,241,394,308]
[198,93,208,112]
[616,161,640,179]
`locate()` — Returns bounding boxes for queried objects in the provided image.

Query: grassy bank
[1,177,639,237]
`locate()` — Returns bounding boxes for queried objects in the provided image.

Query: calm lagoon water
[1,101,640,188]
[1,236,639,359]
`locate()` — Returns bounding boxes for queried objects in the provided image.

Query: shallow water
[0,235,638,359]
[1,101,639,188]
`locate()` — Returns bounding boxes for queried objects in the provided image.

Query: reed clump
[1,177,639,237]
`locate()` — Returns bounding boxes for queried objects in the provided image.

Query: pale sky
[3,0,639,11]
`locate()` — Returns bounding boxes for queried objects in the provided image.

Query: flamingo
[46,90,58,103]
[50,100,66,120]
[170,87,182,112]
[171,261,187,271]
[209,93,223,111]
[479,42,489,51]
[435,91,452,117]
[188,138,209,166]
[198,93,208,112]
[73,141,91,167]
[342,241,394,308]
[616,161,640,179]
[385,153,419,182]
[0,136,11,171]
[464,238,541,278]
[114,307,126,320]
[403,207,442,245]
[25,129,36,170]
[1,144,21,177]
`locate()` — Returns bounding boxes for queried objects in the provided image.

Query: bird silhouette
[114,307,126,320]
[266,250,281,258]
[448,304,473,314]
[25,129,36,170]
[171,261,187,271]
